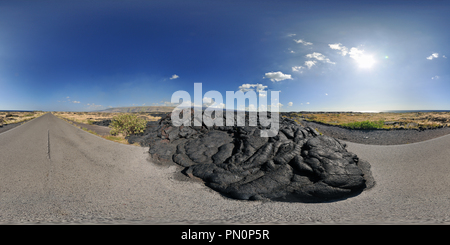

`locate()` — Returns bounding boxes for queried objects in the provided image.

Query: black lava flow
[132,110,375,203]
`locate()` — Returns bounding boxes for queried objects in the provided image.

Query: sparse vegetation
[51,111,159,124]
[341,120,385,129]
[109,114,147,136]
[52,111,162,145]
[0,111,46,126]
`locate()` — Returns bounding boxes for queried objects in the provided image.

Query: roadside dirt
[60,118,112,136]
[0,122,24,134]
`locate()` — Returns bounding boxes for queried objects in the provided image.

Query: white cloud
[325,93,328,96]
[304,60,317,69]
[443,55,447,59]
[178,100,194,107]
[329,44,373,64]
[239,83,268,93]
[306,102,310,104]
[328,43,349,56]
[166,99,198,108]
[170,74,179,79]
[346,47,376,68]
[209,102,225,109]
[66,96,70,99]
[305,52,335,64]
[330,44,376,67]
[203,96,213,104]
[328,43,341,49]
[287,33,296,37]
[72,101,80,104]
[348,47,365,60]
[329,43,365,60]
[288,102,293,106]
[86,103,103,111]
[432,75,440,80]
[292,66,305,73]
[239,83,268,97]
[293,39,313,46]
[201,96,225,108]
[264,102,283,110]
[426,53,439,60]
[264,71,292,82]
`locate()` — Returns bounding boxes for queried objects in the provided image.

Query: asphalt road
[1,113,450,224]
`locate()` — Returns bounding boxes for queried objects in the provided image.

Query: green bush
[109,114,147,136]
[341,120,385,129]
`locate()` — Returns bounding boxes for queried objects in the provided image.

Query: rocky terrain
[139,110,374,202]
[285,111,450,129]
[300,120,450,145]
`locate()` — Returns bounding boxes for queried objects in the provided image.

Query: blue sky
[0,0,449,112]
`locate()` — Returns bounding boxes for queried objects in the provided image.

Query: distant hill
[96,106,175,113]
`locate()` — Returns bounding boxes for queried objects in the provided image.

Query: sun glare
[355,55,375,68]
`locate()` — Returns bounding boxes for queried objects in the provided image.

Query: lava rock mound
[92,119,112,127]
[145,110,374,202]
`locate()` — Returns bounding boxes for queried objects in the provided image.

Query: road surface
[1,113,450,224]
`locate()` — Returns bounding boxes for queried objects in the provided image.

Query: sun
[355,55,375,68]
